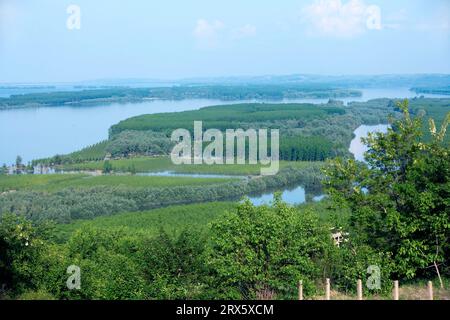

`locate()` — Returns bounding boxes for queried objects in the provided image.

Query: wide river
[0,88,446,165]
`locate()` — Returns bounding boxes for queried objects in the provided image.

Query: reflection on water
[247,185,326,206]
[349,124,389,162]
[246,185,306,206]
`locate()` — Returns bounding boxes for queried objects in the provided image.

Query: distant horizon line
[1,72,449,86]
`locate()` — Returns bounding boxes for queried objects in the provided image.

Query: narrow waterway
[349,124,389,162]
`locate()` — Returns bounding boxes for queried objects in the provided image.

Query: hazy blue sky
[0,0,449,83]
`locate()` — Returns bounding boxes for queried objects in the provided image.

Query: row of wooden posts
[297,279,436,300]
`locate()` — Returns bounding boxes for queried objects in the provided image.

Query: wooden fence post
[298,280,303,300]
[427,281,433,300]
[393,280,399,300]
[357,279,363,300]
[325,278,331,300]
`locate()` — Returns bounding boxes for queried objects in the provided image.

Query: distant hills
[1,73,449,90]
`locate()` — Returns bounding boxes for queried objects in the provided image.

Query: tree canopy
[323,100,450,280]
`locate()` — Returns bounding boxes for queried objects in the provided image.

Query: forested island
[411,86,450,96]
[0,85,361,109]
[29,97,448,168]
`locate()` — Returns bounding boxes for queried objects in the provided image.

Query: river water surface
[348,124,389,162]
[1,88,446,165]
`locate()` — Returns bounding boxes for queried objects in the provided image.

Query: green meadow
[0,173,237,192]
[57,156,321,175]
[54,201,238,241]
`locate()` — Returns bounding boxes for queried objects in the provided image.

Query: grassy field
[0,173,237,192]
[57,157,322,175]
[54,201,238,241]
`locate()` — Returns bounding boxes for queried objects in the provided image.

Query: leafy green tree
[53,155,63,165]
[15,155,22,168]
[15,155,23,174]
[208,196,332,299]
[323,241,394,294]
[138,229,208,299]
[0,214,52,294]
[102,160,113,174]
[26,162,33,173]
[65,227,146,300]
[323,100,450,282]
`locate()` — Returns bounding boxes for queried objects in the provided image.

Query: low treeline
[411,86,450,96]
[32,131,174,166]
[0,85,361,109]
[33,141,109,165]
[0,166,323,224]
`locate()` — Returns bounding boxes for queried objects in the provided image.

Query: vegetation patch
[0,174,237,193]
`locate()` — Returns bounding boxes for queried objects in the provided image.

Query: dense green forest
[109,103,345,134]
[36,99,405,166]
[0,85,361,109]
[44,98,448,168]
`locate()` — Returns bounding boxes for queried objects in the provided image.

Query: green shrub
[17,289,56,300]
[208,196,332,299]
